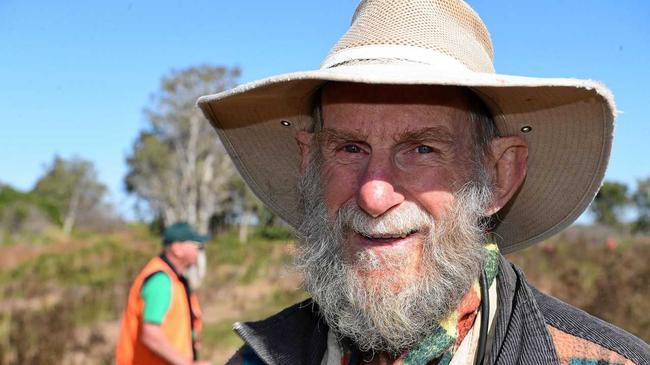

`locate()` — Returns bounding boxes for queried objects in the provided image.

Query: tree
[227,178,268,243]
[0,184,58,243]
[125,65,241,234]
[32,156,107,235]
[632,177,650,233]
[590,181,629,228]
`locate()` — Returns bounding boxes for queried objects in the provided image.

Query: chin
[348,248,423,294]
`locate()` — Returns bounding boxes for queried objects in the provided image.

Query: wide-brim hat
[197,0,615,254]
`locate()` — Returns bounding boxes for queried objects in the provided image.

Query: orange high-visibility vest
[115,256,201,365]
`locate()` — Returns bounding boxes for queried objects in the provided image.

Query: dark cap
[162,222,209,246]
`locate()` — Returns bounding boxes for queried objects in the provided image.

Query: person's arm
[141,323,198,365]
[140,273,211,365]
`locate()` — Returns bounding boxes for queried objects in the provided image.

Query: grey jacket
[227,256,649,364]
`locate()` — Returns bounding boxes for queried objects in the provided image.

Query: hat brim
[193,234,209,244]
[197,63,614,253]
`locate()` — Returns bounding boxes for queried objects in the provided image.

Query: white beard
[184,250,206,290]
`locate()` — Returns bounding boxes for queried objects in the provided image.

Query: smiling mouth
[357,229,419,242]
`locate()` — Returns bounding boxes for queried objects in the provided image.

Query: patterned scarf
[340,243,500,365]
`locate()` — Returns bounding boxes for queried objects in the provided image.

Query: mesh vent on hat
[325,0,495,73]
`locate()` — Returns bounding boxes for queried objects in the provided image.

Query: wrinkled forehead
[318,82,479,136]
[321,82,475,109]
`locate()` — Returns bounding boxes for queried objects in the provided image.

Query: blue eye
[415,145,434,154]
[343,145,361,153]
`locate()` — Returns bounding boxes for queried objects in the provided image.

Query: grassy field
[0,225,647,364]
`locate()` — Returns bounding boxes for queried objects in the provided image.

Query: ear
[295,131,314,174]
[169,242,188,257]
[166,244,179,257]
[485,136,528,215]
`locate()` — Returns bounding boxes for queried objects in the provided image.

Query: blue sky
[1,1,648,218]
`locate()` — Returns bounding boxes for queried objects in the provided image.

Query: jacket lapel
[486,256,560,364]
[235,299,328,365]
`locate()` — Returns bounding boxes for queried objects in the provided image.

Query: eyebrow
[318,126,455,146]
[395,126,455,145]
[319,128,368,146]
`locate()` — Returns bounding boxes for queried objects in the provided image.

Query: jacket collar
[485,255,560,364]
[234,299,328,365]
[159,253,183,279]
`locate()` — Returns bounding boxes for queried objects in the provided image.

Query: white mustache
[337,200,435,238]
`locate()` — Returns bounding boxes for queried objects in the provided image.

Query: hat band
[321,44,474,72]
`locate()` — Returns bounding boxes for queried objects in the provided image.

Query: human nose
[356,156,404,217]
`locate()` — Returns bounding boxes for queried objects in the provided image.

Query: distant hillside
[0,225,647,364]
[508,226,650,343]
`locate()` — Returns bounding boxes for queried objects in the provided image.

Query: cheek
[399,161,459,186]
[419,191,454,221]
[396,168,458,219]
[321,162,361,216]
[186,248,197,261]
[412,190,456,221]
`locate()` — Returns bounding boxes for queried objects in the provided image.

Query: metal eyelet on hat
[521,125,532,133]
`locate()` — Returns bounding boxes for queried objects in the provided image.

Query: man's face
[318,83,478,284]
[296,83,494,353]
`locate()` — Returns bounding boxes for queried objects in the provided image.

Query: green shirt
[140,271,171,324]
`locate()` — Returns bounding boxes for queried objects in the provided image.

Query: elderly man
[116,222,211,365]
[198,1,649,364]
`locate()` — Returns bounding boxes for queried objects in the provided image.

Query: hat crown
[322,0,495,73]
[163,221,208,245]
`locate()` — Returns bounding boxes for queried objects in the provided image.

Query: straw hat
[197,0,615,253]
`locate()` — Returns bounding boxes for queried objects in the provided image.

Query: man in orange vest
[116,222,211,365]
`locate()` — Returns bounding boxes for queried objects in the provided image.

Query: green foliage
[124,65,241,233]
[0,185,60,224]
[590,181,629,228]
[0,229,160,364]
[124,133,173,194]
[33,156,106,215]
[632,177,650,233]
[200,319,242,350]
[0,185,60,244]
[32,156,107,234]
[256,225,295,241]
[4,238,151,309]
[125,64,286,240]
[228,177,278,226]
[206,229,293,276]
[509,232,650,341]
